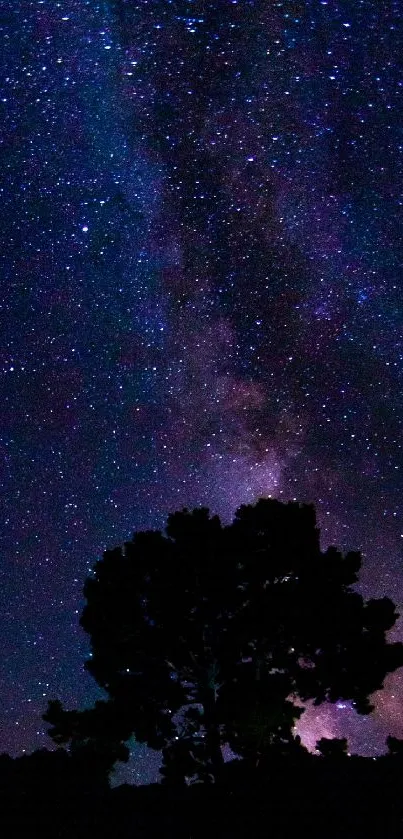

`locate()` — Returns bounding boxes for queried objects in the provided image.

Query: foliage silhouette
[44,699,131,773]
[44,498,403,783]
[316,736,349,758]
[386,734,403,757]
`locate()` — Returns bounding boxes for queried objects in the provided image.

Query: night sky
[1,0,403,783]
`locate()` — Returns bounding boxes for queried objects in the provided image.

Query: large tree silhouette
[45,499,403,782]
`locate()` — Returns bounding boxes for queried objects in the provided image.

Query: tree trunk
[202,690,224,780]
[206,721,224,778]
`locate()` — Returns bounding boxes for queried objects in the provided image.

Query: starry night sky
[1,0,403,783]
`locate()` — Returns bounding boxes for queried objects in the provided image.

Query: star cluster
[1,0,402,780]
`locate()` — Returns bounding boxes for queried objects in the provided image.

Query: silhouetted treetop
[386,734,403,757]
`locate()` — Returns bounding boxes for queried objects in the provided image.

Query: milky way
[1,0,403,782]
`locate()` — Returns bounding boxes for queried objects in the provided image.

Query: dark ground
[1,749,403,837]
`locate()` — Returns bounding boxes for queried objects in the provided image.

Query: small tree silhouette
[44,499,403,782]
[386,735,403,757]
[316,737,349,758]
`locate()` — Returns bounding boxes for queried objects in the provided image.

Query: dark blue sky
[1,0,403,781]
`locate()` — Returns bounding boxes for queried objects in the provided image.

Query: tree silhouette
[316,737,349,758]
[386,735,403,757]
[44,699,132,775]
[44,499,403,783]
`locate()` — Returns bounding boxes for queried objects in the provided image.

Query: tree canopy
[45,499,403,783]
